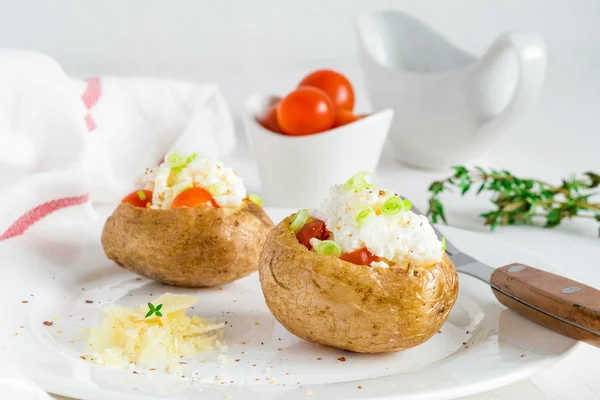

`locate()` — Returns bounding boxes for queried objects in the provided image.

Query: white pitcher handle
[479,32,547,137]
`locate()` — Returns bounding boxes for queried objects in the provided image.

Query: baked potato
[258,172,459,353]
[101,151,274,287]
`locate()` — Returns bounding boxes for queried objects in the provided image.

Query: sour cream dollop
[308,183,443,268]
[135,152,246,209]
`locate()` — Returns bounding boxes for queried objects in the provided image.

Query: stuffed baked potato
[102,152,273,287]
[259,172,458,353]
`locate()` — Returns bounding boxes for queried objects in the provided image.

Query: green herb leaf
[585,172,600,188]
[545,209,563,228]
[451,166,469,177]
[145,302,162,318]
[428,181,444,194]
[427,197,447,224]
[428,166,599,235]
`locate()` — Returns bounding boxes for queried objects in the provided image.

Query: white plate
[0,207,578,400]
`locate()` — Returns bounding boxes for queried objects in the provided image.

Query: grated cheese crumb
[85,293,224,372]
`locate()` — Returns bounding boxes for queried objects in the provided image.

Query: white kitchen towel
[0,49,236,242]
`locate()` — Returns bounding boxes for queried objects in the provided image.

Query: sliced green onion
[343,171,378,191]
[343,177,352,191]
[165,151,186,172]
[354,206,374,225]
[137,190,147,201]
[186,153,198,164]
[381,196,405,216]
[317,240,341,257]
[441,237,447,251]
[206,184,223,196]
[172,182,192,195]
[402,199,412,211]
[165,151,185,166]
[289,210,309,233]
[248,193,264,207]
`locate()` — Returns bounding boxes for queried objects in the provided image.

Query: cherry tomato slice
[170,187,218,209]
[340,248,380,266]
[122,190,153,208]
[259,103,282,133]
[296,219,330,250]
[277,87,335,136]
[298,69,355,112]
[334,109,359,128]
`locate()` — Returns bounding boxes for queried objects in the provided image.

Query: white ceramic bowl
[243,94,394,208]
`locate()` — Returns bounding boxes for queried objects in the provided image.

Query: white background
[0,0,598,177]
[0,1,599,399]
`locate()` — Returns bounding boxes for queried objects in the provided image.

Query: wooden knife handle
[490,263,600,347]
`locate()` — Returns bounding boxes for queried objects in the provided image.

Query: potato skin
[102,200,274,287]
[259,215,459,353]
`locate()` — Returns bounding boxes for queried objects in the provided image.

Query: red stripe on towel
[81,77,101,132]
[84,114,97,132]
[0,194,89,242]
[81,77,101,109]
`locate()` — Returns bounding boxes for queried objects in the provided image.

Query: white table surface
[2,1,597,396]
[51,68,600,398]
[49,54,600,400]
[49,124,600,400]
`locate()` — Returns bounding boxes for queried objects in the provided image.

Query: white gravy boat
[356,11,547,170]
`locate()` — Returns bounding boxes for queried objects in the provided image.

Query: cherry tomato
[277,87,335,136]
[334,109,359,128]
[259,103,282,133]
[340,248,380,266]
[298,69,355,112]
[170,187,218,209]
[122,190,153,208]
[296,219,330,249]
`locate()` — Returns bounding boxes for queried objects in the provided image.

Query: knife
[413,205,600,347]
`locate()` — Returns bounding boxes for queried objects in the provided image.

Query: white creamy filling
[134,153,246,209]
[309,184,443,268]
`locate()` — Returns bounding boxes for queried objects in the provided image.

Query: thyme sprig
[427,166,600,234]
